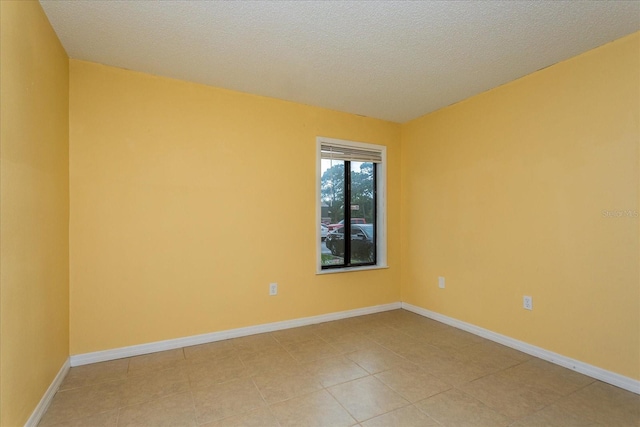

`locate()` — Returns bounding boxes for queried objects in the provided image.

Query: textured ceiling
[40,1,639,123]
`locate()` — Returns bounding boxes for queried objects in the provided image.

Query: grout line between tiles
[324,386,360,425]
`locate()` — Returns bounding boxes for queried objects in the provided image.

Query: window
[317,137,387,273]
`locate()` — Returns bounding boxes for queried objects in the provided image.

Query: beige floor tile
[269,389,356,427]
[361,405,439,427]
[41,409,119,427]
[391,340,449,365]
[342,322,382,336]
[510,404,605,426]
[252,364,323,404]
[183,340,237,363]
[303,355,369,387]
[239,346,299,376]
[377,317,412,329]
[323,332,378,354]
[119,366,190,407]
[328,376,409,422]
[497,358,595,396]
[230,333,281,356]
[187,355,248,390]
[387,315,446,333]
[375,363,452,402]
[370,333,421,355]
[459,372,564,419]
[345,345,408,374]
[313,322,360,340]
[448,342,527,372]
[392,323,448,342]
[422,328,485,351]
[556,381,640,426]
[200,406,280,427]
[192,378,266,425]
[285,338,341,363]
[39,381,123,427]
[366,327,403,341]
[270,326,319,346]
[60,359,130,391]
[127,349,186,375]
[359,325,402,342]
[117,391,196,427]
[470,341,531,362]
[417,351,493,386]
[325,316,368,330]
[416,388,511,427]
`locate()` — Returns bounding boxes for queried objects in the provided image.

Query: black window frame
[317,137,386,274]
[322,160,377,270]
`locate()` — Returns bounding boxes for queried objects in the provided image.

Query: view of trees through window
[320,159,376,268]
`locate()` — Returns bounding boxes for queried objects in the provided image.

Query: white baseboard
[402,302,640,395]
[25,357,70,427]
[70,302,402,367]
[68,300,639,395]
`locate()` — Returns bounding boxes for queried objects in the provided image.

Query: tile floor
[39,309,640,426]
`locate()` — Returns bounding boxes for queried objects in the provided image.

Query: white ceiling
[40,1,639,123]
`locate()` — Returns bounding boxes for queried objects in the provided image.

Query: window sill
[316,264,389,275]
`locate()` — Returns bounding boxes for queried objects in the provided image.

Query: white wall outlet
[438,276,445,289]
[523,295,533,310]
[269,283,278,296]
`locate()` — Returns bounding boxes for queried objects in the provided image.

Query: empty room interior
[1,1,639,426]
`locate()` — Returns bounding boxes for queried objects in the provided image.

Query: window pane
[350,162,375,264]
[321,159,345,267]
[318,138,385,272]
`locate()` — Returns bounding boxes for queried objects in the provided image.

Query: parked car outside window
[320,223,329,240]
[327,217,366,231]
[325,224,374,263]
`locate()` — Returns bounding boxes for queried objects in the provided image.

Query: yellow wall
[401,33,639,380]
[68,60,401,355]
[0,1,70,426]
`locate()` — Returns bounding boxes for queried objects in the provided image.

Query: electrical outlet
[438,276,445,289]
[269,283,278,296]
[523,295,533,310]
